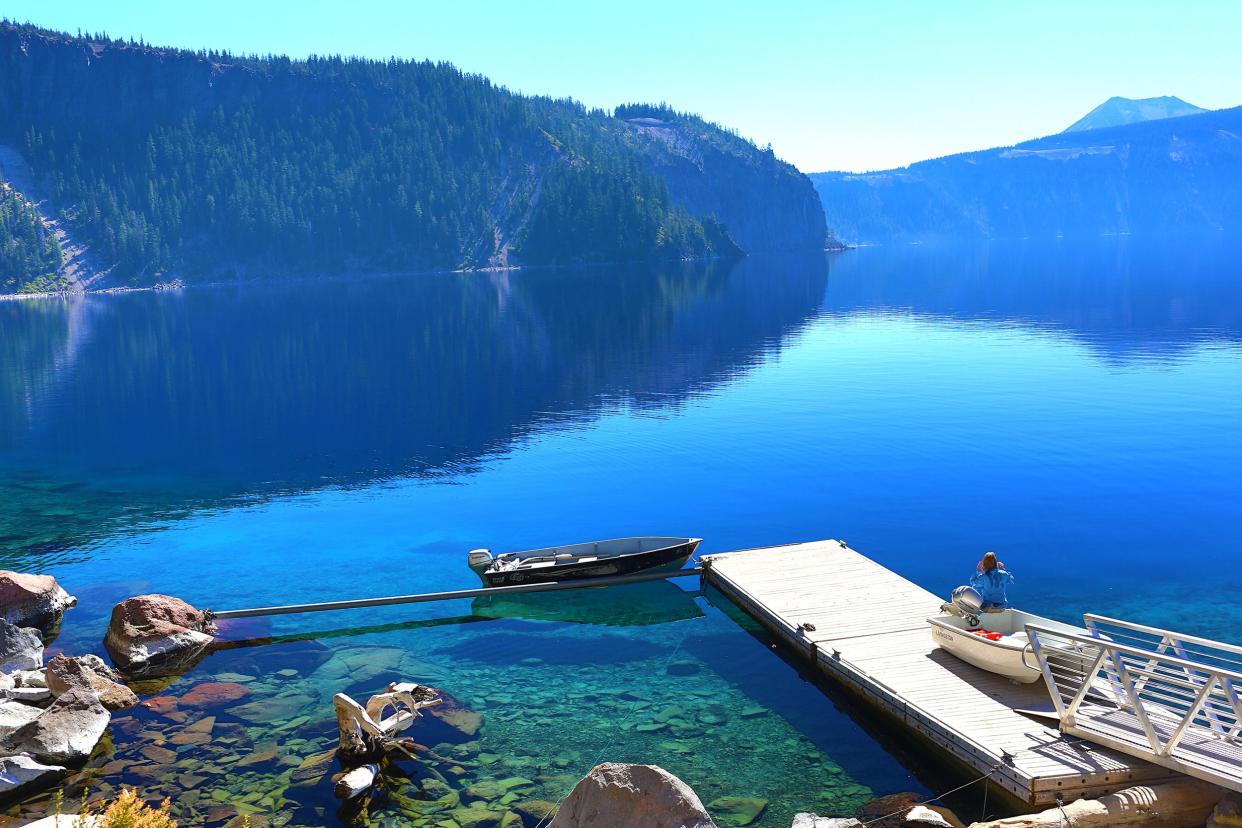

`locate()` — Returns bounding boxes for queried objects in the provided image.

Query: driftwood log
[334,763,380,799]
[332,681,441,798]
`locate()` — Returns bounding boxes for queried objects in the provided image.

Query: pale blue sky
[7,1,1241,172]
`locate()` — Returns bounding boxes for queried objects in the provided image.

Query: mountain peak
[1063,95,1208,133]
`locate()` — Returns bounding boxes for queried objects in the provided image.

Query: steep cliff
[618,105,828,254]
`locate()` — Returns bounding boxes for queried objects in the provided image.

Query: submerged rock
[179,681,252,709]
[0,619,44,673]
[858,793,926,827]
[1,686,110,763]
[228,686,317,723]
[451,803,510,827]
[548,762,716,828]
[0,570,76,637]
[311,645,406,686]
[104,593,216,677]
[708,796,768,826]
[45,654,138,711]
[290,748,337,785]
[140,695,179,716]
[516,800,559,822]
[0,752,67,800]
[429,694,484,737]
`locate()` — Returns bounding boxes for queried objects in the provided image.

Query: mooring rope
[859,762,1005,826]
[1055,793,1074,827]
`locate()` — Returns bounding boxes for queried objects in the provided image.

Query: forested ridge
[0,184,61,292]
[0,23,825,291]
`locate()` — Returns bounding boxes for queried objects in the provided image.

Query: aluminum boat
[468,536,700,587]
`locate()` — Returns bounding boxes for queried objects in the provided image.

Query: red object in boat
[968,628,1004,641]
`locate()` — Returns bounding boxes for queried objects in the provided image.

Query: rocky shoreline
[4,567,1239,828]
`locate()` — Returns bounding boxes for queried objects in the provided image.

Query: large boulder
[9,669,48,688]
[548,762,716,828]
[45,654,138,711]
[18,817,99,828]
[966,779,1224,827]
[791,817,861,828]
[0,698,45,740]
[0,752,67,801]
[0,571,76,636]
[1209,792,1242,827]
[906,806,956,827]
[0,619,44,674]
[104,594,215,677]
[1,686,111,764]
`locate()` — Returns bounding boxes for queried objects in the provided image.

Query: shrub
[94,788,177,828]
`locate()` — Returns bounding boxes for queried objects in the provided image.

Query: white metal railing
[1025,616,1242,764]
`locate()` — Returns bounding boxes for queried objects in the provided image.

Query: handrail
[1026,620,1241,761]
[1027,624,1242,685]
[1085,615,1242,738]
[1026,617,1242,790]
[1084,614,1242,657]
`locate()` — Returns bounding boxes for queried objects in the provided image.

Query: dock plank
[702,540,1182,806]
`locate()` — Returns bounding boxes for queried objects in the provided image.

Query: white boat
[928,586,1098,683]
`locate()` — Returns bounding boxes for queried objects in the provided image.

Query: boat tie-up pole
[206,566,704,620]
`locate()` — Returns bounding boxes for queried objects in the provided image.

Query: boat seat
[577,556,598,563]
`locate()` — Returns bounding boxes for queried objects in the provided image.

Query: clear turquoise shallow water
[2,237,1241,825]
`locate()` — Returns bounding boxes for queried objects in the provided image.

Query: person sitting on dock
[970,551,1013,611]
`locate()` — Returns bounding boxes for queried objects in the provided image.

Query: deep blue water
[2,237,1240,826]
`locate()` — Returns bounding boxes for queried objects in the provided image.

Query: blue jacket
[970,566,1014,606]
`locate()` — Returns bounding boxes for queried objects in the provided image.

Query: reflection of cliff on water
[823,235,1242,361]
[0,254,829,559]
[471,580,704,627]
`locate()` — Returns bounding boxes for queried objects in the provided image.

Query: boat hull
[929,621,1042,683]
[480,539,699,587]
[928,608,1096,684]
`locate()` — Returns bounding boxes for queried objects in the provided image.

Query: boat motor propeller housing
[467,549,494,576]
[942,585,984,627]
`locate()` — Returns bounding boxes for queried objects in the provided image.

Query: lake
[2,236,1240,826]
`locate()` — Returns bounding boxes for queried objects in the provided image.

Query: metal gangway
[1026,614,1242,792]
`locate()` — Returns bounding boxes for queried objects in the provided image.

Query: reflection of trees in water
[823,237,1242,362]
[0,254,829,557]
[0,295,99,433]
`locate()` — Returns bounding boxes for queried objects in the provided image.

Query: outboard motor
[467,549,494,577]
[941,585,983,627]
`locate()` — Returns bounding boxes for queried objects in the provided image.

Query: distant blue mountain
[810,105,1242,244]
[1063,95,1207,133]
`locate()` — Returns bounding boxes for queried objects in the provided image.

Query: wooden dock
[701,540,1183,807]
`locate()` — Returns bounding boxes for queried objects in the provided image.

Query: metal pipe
[209,566,703,620]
